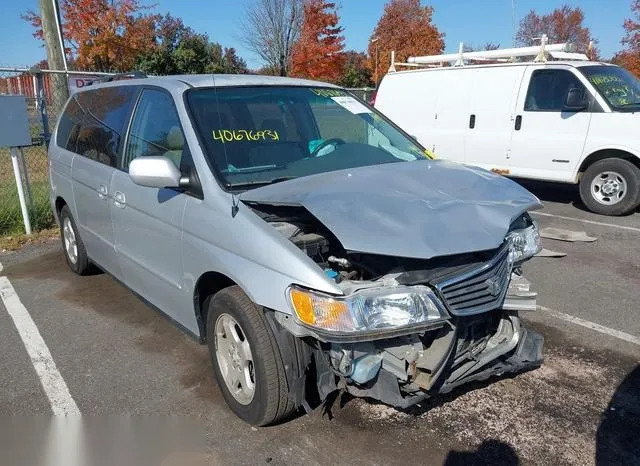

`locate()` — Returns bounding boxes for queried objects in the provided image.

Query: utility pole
[370,37,379,87]
[512,0,517,47]
[38,0,69,117]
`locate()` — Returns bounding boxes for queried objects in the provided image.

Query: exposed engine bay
[247,202,499,283]
[247,202,544,409]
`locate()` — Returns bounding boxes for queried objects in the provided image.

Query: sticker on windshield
[213,129,280,143]
[331,96,372,115]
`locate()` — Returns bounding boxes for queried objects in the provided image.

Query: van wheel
[206,286,296,426]
[59,206,92,275]
[579,158,640,216]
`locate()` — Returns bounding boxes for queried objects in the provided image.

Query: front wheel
[579,158,640,216]
[206,286,296,426]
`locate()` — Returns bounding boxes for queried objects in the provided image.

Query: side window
[74,86,137,167]
[56,97,84,152]
[524,69,587,112]
[124,89,184,169]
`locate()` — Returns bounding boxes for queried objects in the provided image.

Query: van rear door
[508,65,592,182]
[375,70,440,153]
[464,66,526,173]
[431,69,472,160]
[70,86,138,278]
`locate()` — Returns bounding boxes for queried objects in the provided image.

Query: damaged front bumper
[324,311,543,409]
[306,275,543,409]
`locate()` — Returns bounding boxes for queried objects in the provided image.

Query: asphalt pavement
[1,181,639,466]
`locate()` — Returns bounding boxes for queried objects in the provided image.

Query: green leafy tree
[136,15,247,74]
[338,51,374,88]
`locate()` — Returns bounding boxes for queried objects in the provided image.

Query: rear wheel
[206,286,296,426]
[59,206,92,275]
[579,158,640,216]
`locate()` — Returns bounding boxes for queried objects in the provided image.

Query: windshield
[580,65,640,110]
[186,86,428,189]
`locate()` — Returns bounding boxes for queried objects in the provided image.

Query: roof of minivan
[80,74,340,92]
[386,60,616,77]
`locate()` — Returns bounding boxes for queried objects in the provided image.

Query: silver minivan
[49,74,545,425]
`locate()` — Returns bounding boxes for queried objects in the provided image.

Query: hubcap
[590,171,627,206]
[63,217,78,264]
[214,314,255,405]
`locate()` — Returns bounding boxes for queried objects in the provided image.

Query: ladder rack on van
[388,35,591,72]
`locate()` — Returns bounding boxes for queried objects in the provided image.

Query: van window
[580,65,640,110]
[72,86,137,167]
[309,97,367,144]
[186,86,427,190]
[524,69,586,112]
[124,89,185,170]
[56,97,84,151]
[246,101,302,142]
[58,86,137,166]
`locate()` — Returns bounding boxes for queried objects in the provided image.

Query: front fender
[575,145,640,181]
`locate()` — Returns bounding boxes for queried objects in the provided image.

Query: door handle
[515,115,522,131]
[469,114,476,129]
[113,191,126,209]
[97,185,108,200]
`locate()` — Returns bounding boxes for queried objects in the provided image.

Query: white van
[375,52,640,216]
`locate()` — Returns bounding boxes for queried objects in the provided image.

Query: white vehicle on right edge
[375,41,640,216]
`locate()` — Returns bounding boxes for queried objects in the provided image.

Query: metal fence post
[34,70,51,145]
[18,148,34,209]
[10,147,32,235]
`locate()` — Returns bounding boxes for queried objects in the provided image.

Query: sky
[0,0,634,70]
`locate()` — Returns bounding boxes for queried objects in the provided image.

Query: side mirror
[564,88,589,111]
[129,156,182,189]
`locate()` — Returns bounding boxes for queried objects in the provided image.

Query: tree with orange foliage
[516,5,599,58]
[22,0,157,72]
[291,0,345,82]
[367,0,444,86]
[614,1,640,77]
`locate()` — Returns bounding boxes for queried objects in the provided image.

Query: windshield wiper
[226,176,298,189]
[616,102,640,107]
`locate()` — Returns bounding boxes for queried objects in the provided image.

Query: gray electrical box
[0,95,32,148]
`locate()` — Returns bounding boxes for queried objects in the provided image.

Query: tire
[206,286,296,426]
[59,205,92,275]
[579,158,640,216]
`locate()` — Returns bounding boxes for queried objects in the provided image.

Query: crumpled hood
[240,160,542,259]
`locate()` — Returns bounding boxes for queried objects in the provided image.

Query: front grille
[434,244,511,316]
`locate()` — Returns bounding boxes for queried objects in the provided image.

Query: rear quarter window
[59,86,138,167]
[56,97,84,152]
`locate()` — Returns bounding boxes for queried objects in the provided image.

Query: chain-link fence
[0,67,113,236]
[345,87,377,104]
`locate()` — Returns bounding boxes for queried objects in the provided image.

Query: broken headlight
[506,220,541,264]
[288,285,447,334]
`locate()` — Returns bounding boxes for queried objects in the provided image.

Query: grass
[0,145,54,236]
[0,227,58,252]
